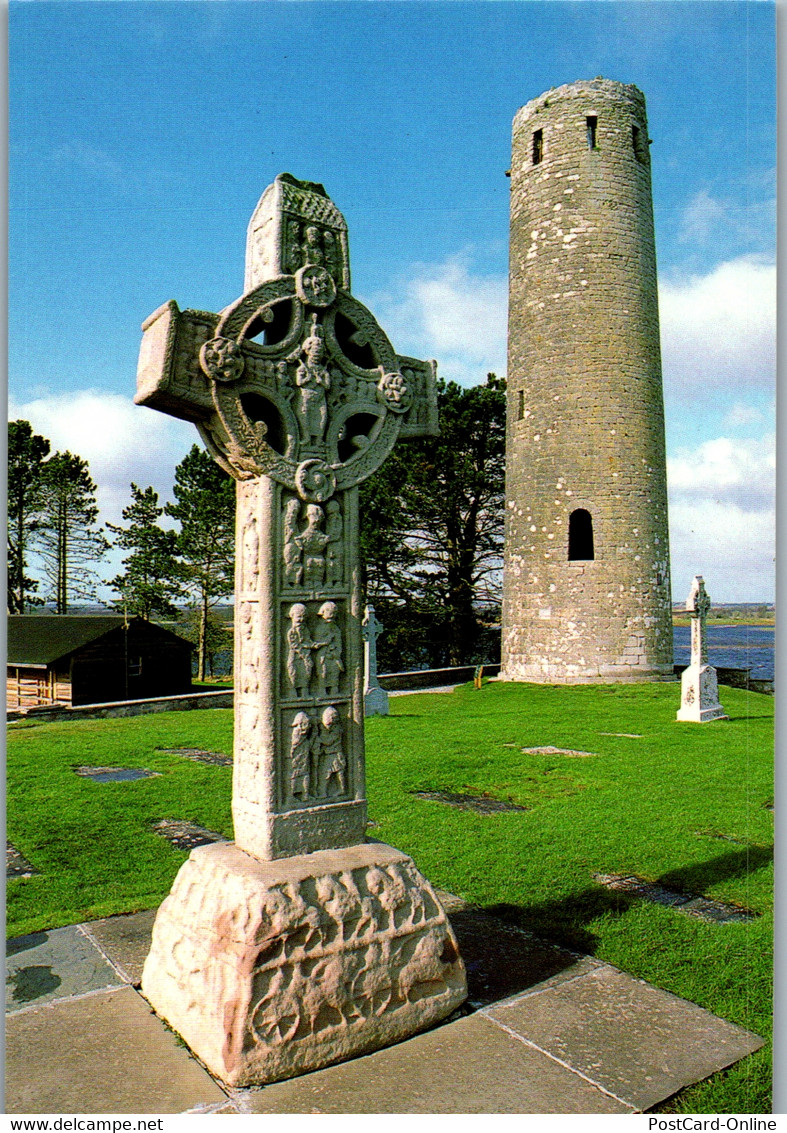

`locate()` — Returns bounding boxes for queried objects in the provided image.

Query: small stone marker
[137,175,465,1086]
[676,576,727,723]
[75,767,161,782]
[594,874,755,923]
[362,604,388,716]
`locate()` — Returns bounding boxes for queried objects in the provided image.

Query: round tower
[501,78,673,683]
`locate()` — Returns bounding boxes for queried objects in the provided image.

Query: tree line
[8,374,505,674]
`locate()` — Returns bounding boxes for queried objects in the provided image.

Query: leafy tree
[165,445,236,681]
[108,485,183,620]
[36,452,109,613]
[177,608,233,680]
[7,420,50,613]
[360,373,506,667]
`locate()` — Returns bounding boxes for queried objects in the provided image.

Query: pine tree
[36,452,109,613]
[165,445,235,681]
[359,374,506,668]
[108,485,184,620]
[7,420,50,613]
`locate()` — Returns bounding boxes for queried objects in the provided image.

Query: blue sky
[9,1,776,601]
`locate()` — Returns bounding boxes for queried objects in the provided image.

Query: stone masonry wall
[501,79,673,682]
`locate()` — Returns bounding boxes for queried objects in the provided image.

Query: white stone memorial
[362,604,389,716]
[676,576,727,723]
[137,175,466,1086]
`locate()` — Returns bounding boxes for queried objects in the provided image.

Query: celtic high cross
[136,174,438,859]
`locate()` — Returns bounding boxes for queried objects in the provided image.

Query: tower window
[632,124,647,163]
[532,129,543,165]
[586,116,598,150]
[568,509,594,561]
[517,390,525,420]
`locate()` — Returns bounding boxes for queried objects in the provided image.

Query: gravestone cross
[677,575,727,723]
[362,603,389,716]
[137,175,465,1087]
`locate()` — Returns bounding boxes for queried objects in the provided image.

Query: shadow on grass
[480,846,772,958]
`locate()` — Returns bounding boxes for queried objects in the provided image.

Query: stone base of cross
[137,175,465,1085]
[676,576,727,723]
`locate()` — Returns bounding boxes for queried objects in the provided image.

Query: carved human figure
[314,601,344,696]
[294,317,331,445]
[319,706,346,796]
[295,503,329,589]
[289,712,312,800]
[242,516,260,589]
[324,499,343,586]
[283,498,303,586]
[303,225,324,266]
[286,603,313,696]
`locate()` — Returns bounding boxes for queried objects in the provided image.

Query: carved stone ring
[200,336,245,383]
[295,459,337,502]
[295,265,337,309]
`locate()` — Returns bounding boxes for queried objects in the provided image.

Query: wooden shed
[7,616,194,709]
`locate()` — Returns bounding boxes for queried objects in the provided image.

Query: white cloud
[677,185,776,251]
[369,255,508,387]
[8,389,197,529]
[667,434,775,602]
[659,257,776,397]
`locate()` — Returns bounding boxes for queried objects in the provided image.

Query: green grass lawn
[7,681,773,1113]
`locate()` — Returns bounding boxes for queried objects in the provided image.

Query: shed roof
[7,615,192,667]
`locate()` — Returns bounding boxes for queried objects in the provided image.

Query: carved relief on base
[141,841,467,1087]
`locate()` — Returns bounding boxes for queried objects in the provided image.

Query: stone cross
[362,603,389,716]
[677,575,726,724]
[136,174,438,859]
[687,574,711,666]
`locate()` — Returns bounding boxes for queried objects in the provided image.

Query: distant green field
[6,681,773,1113]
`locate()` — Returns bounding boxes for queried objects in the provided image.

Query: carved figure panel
[283,600,348,701]
[282,703,349,807]
[282,495,344,592]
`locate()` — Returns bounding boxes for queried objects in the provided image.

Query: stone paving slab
[484,965,764,1112]
[82,910,159,987]
[4,986,229,1114]
[234,1013,634,1113]
[6,925,124,1013]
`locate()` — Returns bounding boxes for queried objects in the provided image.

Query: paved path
[6,894,762,1114]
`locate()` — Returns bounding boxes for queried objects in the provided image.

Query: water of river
[673,625,774,679]
[205,625,775,680]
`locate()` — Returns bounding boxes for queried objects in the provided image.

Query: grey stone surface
[7,841,38,878]
[4,986,229,1114]
[413,790,529,815]
[74,766,160,782]
[6,925,124,1013]
[153,818,228,852]
[501,79,673,684]
[593,873,756,923]
[236,1013,634,1113]
[522,746,597,758]
[83,910,158,987]
[157,747,233,766]
[484,965,764,1111]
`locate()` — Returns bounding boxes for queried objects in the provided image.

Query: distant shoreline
[672,617,775,627]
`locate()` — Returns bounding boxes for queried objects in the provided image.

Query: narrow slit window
[568,509,595,561]
[632,124,646,163]
[532,129,543,165]
[586,116,598,150]
[517,390,525,420]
